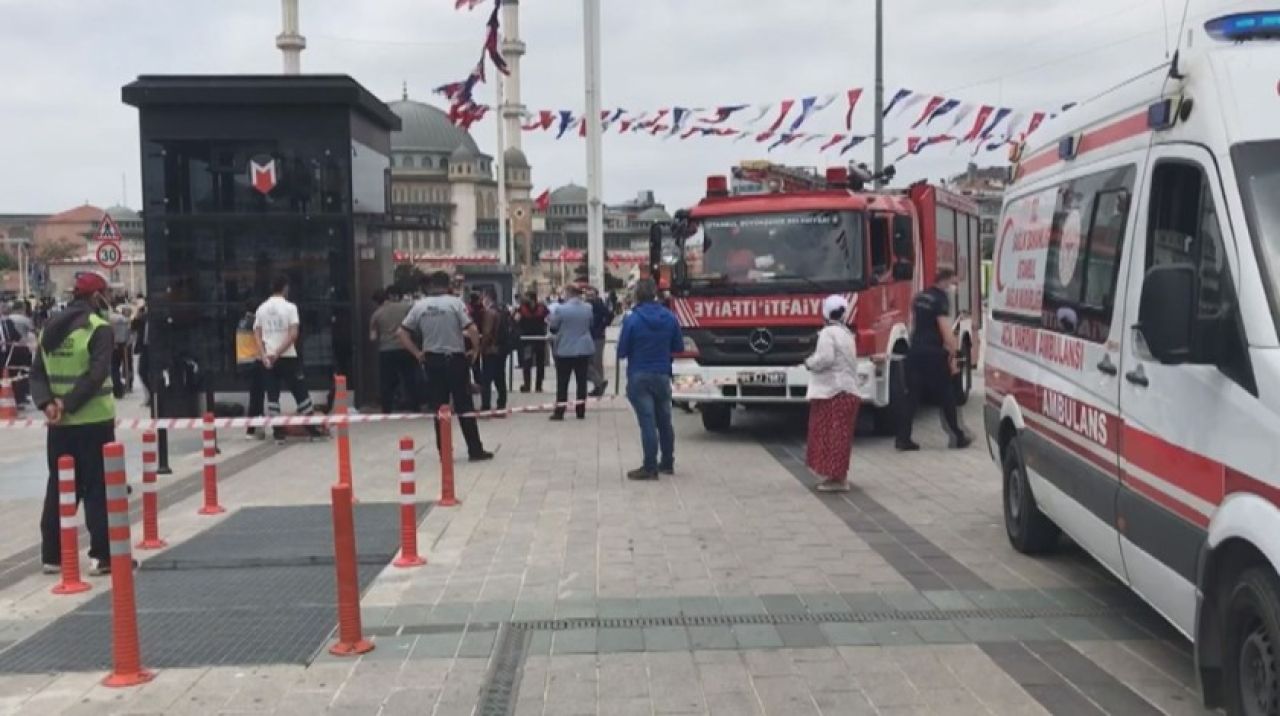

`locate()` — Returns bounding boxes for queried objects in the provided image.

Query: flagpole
[496,69,509,267]
[873,0,885,187]
[583,0,605,290]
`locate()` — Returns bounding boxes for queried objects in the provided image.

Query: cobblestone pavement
[0,374,1214,715]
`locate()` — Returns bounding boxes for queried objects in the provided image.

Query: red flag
[844,89,863,130]
[680,128,699,140]
[962,106,994,142]
[1025,111,1047,137]
[534,190,551,212]
[819,134,847,152]
[911,97,945,129]
[579,119,588,137]
[763,99,795,134]
[619,120,633,133]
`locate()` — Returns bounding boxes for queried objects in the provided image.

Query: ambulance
[983,7,1280,711]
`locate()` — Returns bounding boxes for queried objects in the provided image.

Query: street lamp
[873,0,885,187]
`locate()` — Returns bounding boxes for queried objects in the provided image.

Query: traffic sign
[96,241,122,270]
[93,213,122,242]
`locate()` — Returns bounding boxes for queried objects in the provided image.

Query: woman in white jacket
[804,295,861,492]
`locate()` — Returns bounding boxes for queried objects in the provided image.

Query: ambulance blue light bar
[1205,12,1280,41]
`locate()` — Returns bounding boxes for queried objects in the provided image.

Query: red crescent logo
[993,217,1015,293]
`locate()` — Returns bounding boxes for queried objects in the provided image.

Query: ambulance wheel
[701,404,732,432]
[1002,437,1058,554]
[1224,567,1280,716]
[954,341,973,406]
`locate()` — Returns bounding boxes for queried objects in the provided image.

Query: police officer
[30,271,117,576]
[396,271,493,461]
[896,268,971,451]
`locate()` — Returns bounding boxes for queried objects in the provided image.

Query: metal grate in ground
[0,503,419,673]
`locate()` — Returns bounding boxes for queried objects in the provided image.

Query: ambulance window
[870,216,891,278]
[1146,161,1253,390]
[1039,164,1136,343]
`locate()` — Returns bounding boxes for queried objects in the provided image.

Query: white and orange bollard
[198,413,224,515]
[328,483,373,656]
[102,442,154,687]
[136,431,166,549]
[393,437,425,568]
[0,369,16,420]
[51,455,91,595]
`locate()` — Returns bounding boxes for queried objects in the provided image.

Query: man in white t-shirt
[254,275,320,442]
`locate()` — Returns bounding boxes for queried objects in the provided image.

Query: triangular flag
[787,96,820,132]
[820,134,847,152]
[701,104,749,124]
[925,99,962,127]
[764,100,796,134]
[839,135,868,155]
[555,110,576,139]
[796,134,824,148]
[962,106,994,142]
[882,89,912,117]
[1024,111,1047,137]
[744,104,773,126]
[911,97,946,129]
[844,89,864,130]
[978,108,1013,140]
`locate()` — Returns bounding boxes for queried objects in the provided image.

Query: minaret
[277,0,306,75]
[500,0,526,150]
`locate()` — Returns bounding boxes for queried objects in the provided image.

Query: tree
[0,251,16,273]
[32,235,82,264]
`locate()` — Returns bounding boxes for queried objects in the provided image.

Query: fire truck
[651,166,984,432]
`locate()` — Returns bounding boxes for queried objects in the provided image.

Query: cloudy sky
[0,0,1241,214]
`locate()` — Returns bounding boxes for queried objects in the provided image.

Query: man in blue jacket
[617,278,684,480]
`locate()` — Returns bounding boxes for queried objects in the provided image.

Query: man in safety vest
[30,271,117,576]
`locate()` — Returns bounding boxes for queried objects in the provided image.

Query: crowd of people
[2,293,149,409]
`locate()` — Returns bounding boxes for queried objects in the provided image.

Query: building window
[403,156,415,169]
[422,156,432,170]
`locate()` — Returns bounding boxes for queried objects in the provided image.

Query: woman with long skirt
[805,295,862,492]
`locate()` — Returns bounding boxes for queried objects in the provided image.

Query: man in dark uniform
[30,271,117,576]
[896,268,971,451]
[397,271,493,461]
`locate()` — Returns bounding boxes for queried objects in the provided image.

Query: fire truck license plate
[737,371,786,386]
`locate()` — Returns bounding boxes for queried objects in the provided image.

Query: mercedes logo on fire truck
[748,328,774,355]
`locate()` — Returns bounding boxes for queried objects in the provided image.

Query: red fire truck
[653,166,983,432]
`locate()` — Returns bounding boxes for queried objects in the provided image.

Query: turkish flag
[534,190,550,213]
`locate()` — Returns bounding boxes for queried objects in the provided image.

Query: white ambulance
[984,8,1280,712]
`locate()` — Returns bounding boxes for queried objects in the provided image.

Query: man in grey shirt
[397,271,492,461]
[369,287,416,414]
[548,284,596,420]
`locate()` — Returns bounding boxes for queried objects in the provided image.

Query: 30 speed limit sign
[96,241,122,270]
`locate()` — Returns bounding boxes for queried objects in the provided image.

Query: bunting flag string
[434,0,509,131]
[436,83,1063,161]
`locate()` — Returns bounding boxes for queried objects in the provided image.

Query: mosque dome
[387,99,482,155]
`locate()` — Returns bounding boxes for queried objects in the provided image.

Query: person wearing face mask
[29,271,119,576]
[896,268,971,451]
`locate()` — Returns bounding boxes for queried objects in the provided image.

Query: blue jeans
[627,372,674,472]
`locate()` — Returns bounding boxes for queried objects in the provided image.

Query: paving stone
[456,627,497,658]
[597,627,645,653]
[733,624,784,649]
[820,622,876,646]
[409,631,462,660]
[799,593,850,613]
[597,598,640,618]
[643,625,691,652]
[775,622,829,648]
[761,594,807,615]
[922,589,977,611]
[688,625,738,650]
[866,622,923,646]
[553,628,598,655]
[679,596,722,616]
[910,620,969,644]
[720,596,768,616]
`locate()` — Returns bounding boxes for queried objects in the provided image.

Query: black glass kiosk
[122,75,400,411]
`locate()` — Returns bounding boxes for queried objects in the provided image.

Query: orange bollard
[393,437,426,568]
[136,431,166,549]
[437,406,460,507]
[328,483,373,656]
[102,442,154,687]
[51,455,91,595]
[0,369,15,420]
[197,413,224,515]
[334,375,354,495]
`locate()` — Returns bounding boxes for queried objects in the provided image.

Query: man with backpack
[478,288,514,412]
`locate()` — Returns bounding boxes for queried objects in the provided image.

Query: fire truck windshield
[685,210,864,291]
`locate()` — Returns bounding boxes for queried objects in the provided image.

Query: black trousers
[480,353,508,411]
[241,362,266,434]
[521,341,546,391]
[264,357,315,438]
[553,355,590,418]
[378,349,420,414]
[422,353,484,456]
[41,422,114,565]
[896,351,964,445]
[110,346,126,398]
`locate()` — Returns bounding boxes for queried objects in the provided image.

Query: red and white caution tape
[0,394,626,430]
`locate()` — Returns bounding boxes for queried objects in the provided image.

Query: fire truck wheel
[872,357,904,436]
[954,342,973,406]
[1223,567,1280,716]
[701,404,732,432]
[1002,437,1059,554]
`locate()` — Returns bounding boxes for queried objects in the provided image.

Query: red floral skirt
[805,393,861,482]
